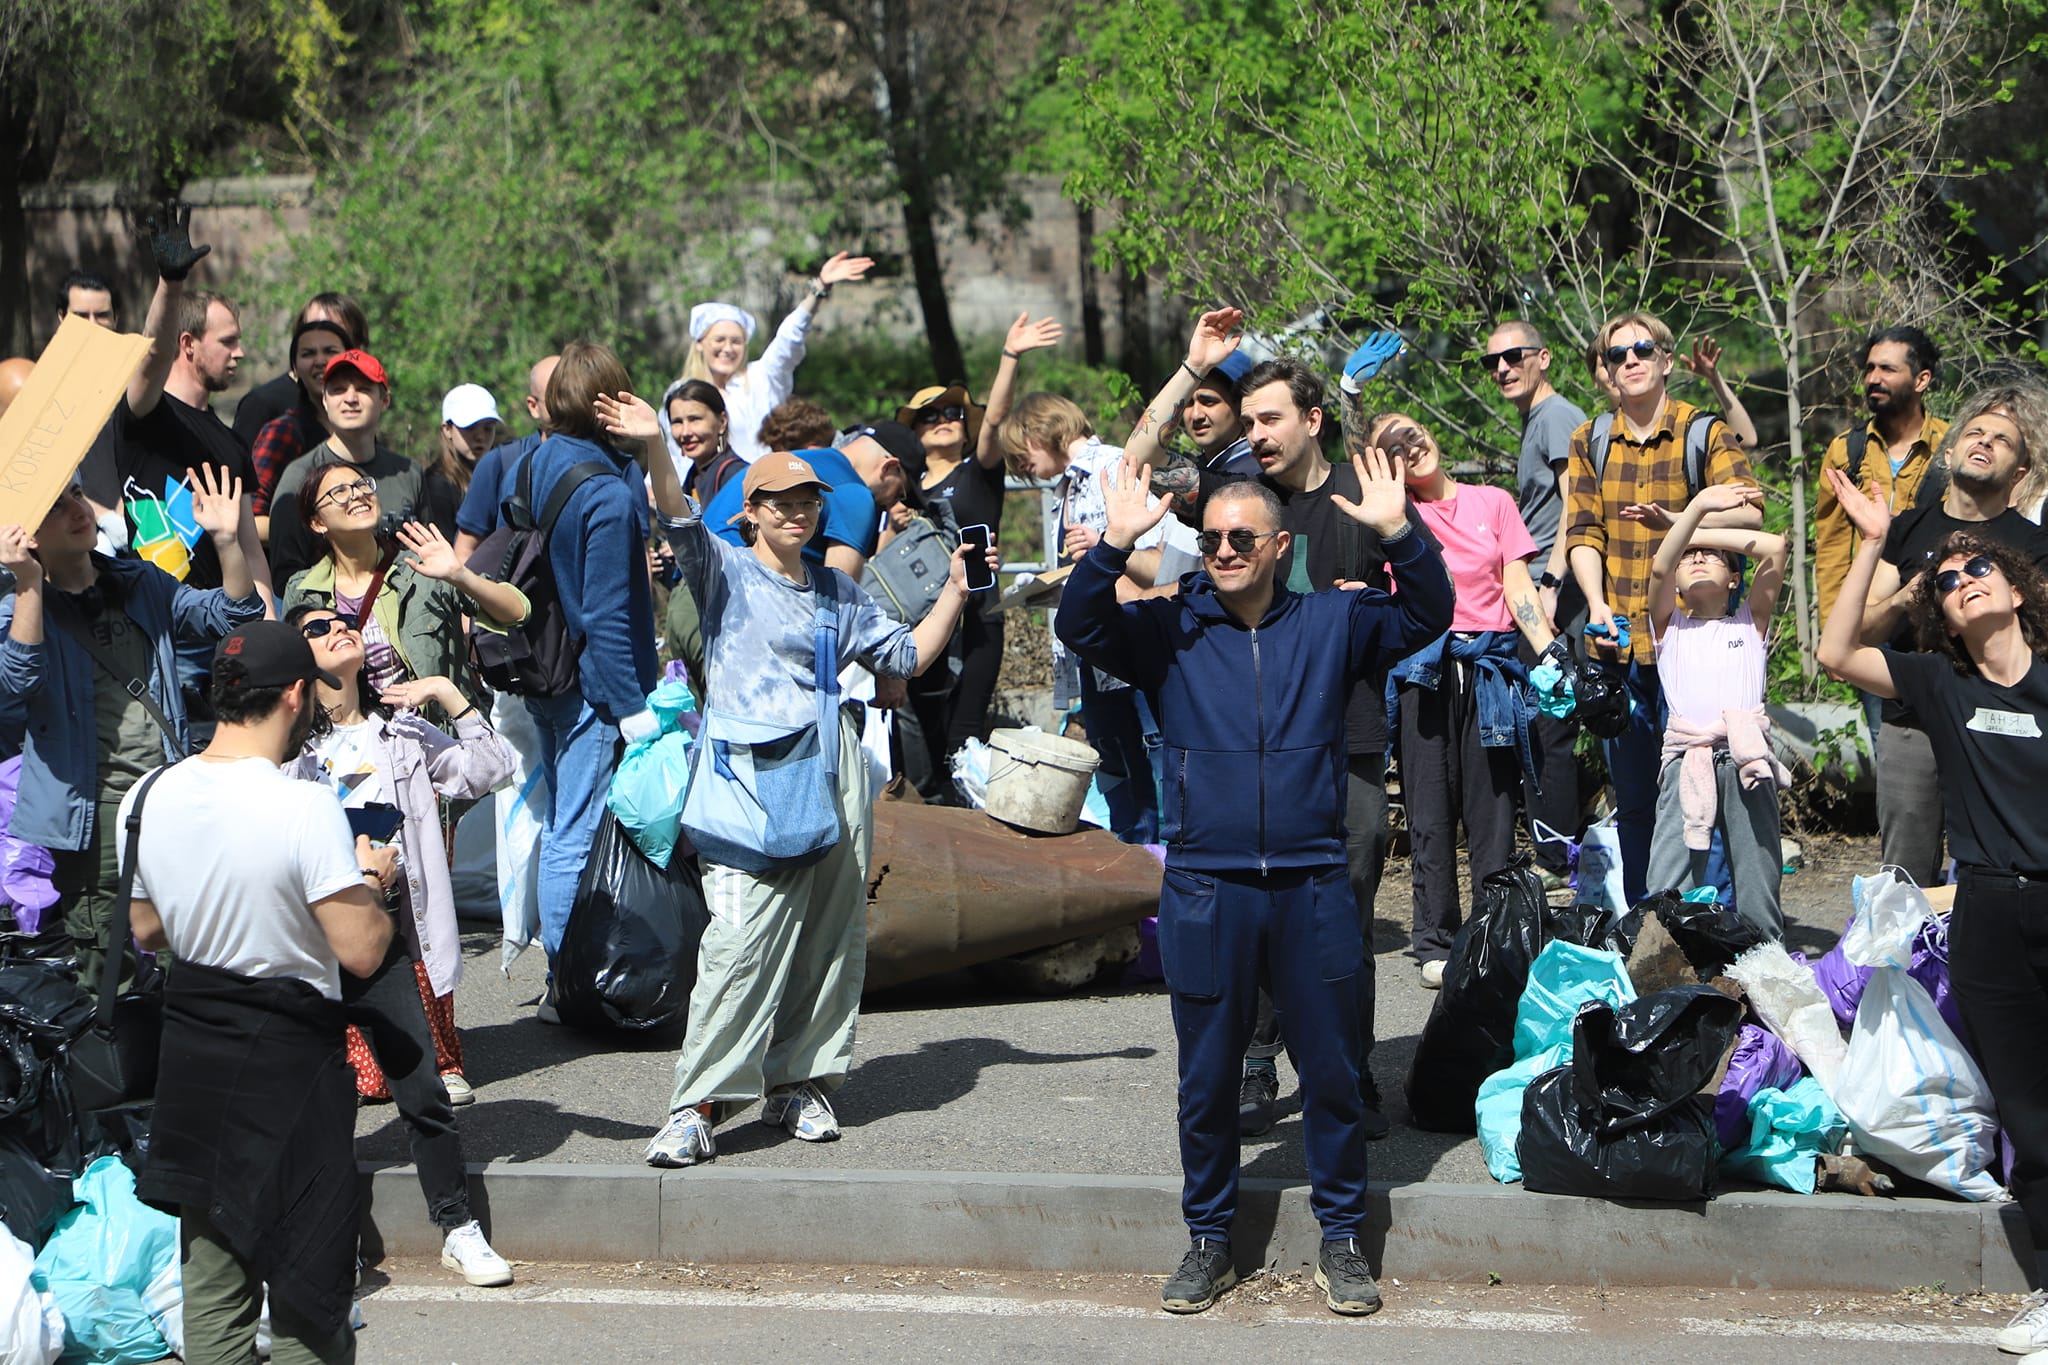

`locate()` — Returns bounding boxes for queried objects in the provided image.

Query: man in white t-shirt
[125,620,395,1364]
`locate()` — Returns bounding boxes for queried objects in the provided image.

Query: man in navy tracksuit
[1057,448,1451,1317]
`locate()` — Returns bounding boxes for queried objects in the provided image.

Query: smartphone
[960,523,997,592]
[346,803,404,844]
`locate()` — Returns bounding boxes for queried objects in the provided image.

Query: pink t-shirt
[1410,483,1538,631]
[1655,600,1766,725]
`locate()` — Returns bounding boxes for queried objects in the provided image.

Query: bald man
[452,355,561,562]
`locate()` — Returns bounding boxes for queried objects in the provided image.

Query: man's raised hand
[1005,312,1063,356]
[1186,308,1245,375]
[1331,444,1410,537]
[1100,463,1170,551]
[594,391,662,446]
[142,203,210,283]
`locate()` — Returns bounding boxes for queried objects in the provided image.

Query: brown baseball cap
[740,451,832,501]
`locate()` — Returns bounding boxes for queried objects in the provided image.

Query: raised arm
[398,520,530,625]
[756,250,874,404]
[1815,467,1900,698]
[1331,443,1454,662]
[1053,463,1171,690]
[1638,483,1762,632]
[126,205,213,418]
[978,312,1063,469]
[1680,337,1758,450]
[1123,308,1242,479]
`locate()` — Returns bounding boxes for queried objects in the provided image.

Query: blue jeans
[1080,673,1159,845]
[526,690,615,959]
[1605,661,1733,911]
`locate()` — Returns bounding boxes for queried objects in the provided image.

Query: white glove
[619,708,661,746]
[96,508,131,553]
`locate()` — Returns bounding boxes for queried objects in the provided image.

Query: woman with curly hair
[1819,481,2048,1359]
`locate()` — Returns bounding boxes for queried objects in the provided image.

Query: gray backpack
[862,498,964,688]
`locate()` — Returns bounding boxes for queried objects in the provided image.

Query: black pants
[1248,754,1386,1075]
[1950,866,2048,1259]
[895,674,959,803]
[1517,635,1581,875]
[1400,668,1519,962]
[344,942,471,1231]
[944,613,1004,755]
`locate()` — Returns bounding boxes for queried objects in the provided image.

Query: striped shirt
[1563,396,1753,663]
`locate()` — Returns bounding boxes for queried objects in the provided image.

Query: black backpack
[465,454,613,699]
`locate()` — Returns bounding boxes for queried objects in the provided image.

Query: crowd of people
[1,204,2047,1355]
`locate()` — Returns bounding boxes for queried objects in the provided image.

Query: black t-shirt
[1878,506,2048,727]
[416,468,466,543]
[231,371,310,444]
[1886,648,2048,871]
[79,394,256,591]
[1267,463,1430,755]
[923,455,1005,536]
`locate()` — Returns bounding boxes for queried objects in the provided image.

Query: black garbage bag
[555,812,708,1032]
[1405,859,1643,1133]
[1654,891,1767,979]
[1518,986,1746,1201]
[1572,659,1633,739]
[0,959,94,1172]
[0,1130,74,1249]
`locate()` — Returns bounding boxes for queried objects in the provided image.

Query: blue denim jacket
[1387,629,1539,789]
[0,556,263,851]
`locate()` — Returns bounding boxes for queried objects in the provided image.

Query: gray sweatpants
[1876,721,1945,888]
[668,713,871,1113]
[1646,749,1785,940]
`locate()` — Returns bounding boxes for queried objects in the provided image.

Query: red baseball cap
[323,349,389,389]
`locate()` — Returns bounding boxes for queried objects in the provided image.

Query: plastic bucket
[984,728,1102,835]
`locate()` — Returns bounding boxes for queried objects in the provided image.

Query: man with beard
[1813,327,1948,740]
[123,620,397,1363]
[1846,381,2048,886]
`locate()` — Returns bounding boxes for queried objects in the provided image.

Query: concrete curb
[359,1162,2038,1293]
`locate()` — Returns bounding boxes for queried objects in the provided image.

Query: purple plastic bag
[1812,911,1961,1037]
[1714,1024,1807,1150]
[0,757,58,933]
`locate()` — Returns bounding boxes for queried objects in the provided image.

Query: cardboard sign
[0,316,151,530]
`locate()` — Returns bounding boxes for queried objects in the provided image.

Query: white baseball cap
[441,383,501,428]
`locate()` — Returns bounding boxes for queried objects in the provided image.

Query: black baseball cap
[846,419,925,469]
[213,620,341,690]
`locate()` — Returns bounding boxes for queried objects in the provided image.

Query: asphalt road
[360,833,1872,1189]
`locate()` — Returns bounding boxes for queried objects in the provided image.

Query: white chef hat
[689,302,758,343]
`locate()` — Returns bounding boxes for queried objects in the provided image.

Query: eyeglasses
[1196,528,1280,558]
[1477,345,1540,371]
[300,617,353,640]
[1679,548,1729,566]
[1603,340,1663,366]
[758,496,822,520]
[316,477,377,509]
[914,404,967,427]
[1935,555,1997,596]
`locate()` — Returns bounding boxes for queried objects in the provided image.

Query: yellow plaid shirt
[1563,396,1755,663]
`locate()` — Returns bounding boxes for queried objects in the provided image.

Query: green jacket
[284,553,485,718]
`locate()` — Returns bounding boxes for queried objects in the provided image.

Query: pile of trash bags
[1412,859,2003,1204]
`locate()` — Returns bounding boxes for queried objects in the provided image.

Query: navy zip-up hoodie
[1056,530,1453,873]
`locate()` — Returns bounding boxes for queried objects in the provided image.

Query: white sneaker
[441,1072,475,1106]
[1998,1290,2048,1354]
[645,1107,716,1167]
[1420,960,1446,990]
[761,1081,841,1142]
[440,1220,513,1287]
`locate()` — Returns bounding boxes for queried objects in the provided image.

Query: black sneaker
[1315,1237,1382,1316]
[1358,1070,1392,1141]
[1161,1237,1237,1314]
[1238,1066,1280,1136]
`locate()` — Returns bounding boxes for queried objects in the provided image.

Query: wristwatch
[1538,571,1562,590]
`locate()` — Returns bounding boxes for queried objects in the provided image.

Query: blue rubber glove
[1339,330,1407,394]
[1530,660,1577,719]
[1583,613,1632,654]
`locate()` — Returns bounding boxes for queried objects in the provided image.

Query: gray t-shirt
[1518,393,1589,559]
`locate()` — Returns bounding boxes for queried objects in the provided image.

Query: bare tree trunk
[1076,204,1104,367]
[1117,266,1154,395]
[869,2,965,380]
[0,90,58,357]
[1783,290,1815,673]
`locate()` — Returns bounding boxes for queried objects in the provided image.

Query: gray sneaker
[1315,1237,1382,1316]
[1160,1238,1237,1314]
[762,1081,841,1142]
[644,1107,716,1168]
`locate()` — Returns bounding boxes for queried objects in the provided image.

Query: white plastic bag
[1,1230,63,1365]
[1832,871,2004,1201]
[1575,815,1626,917]
[492,693,548,973]
[950,737,991,810]
[1727,940,1849,1096]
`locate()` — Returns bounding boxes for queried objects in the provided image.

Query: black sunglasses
[300,617,352,640]
[915,404,967,426]
[1197,528,1280,557]
[1935,555,1997,596]
[1477,345,1540,371]
[1603,340,1663,366]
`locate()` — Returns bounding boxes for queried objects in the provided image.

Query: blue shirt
[455,434,544,539]
[703,446,880,565]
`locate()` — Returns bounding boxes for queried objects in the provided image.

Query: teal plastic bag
[1719,1078,1848,1194]
[31,1157,178,1364]
[606,679,698,869]
[1477,940,1636,1184]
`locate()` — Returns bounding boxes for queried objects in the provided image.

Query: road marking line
[1680,1316,2000,1345]
[366,1284,1583,1331]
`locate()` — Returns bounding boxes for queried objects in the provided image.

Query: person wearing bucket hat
[682,249,875,463]
[897,312,1063,763]
[586,387,995,1170]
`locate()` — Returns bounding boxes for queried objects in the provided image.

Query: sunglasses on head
[915,404,967,426]
[1603,339,1663,366]
[1477,345,1540,371]
[1197,528,1279,558]
[1935,555,1997,596]
[300,617,352,640]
